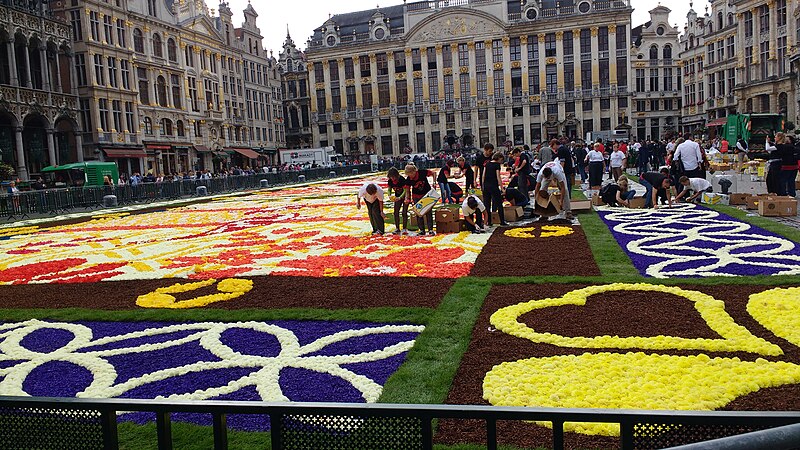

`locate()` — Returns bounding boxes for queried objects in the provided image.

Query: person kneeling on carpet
[600,176,636,207]
[504,187,529,207]
[675,176,712,203]
[357,182,386,235]
[462,194,487,234]
[534,162,573,220]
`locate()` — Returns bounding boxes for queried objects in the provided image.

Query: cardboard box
[436,218,463,233]
[503,206,524,221]
[435,207,458,223]
[701,192,730,206]
[729,193,751,206]
[629,197,646,209]
[572,200,592,212]
[758,197,798,217]
[746,194,772,210]
[591,194,606,206]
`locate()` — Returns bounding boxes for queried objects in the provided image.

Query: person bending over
[534,162,573,220]
[461,195,487,234]
[357,182,386,235]
[404,164,437,236]
[601,176,636,207]
[639,171,673,209]
[675,176,712,203]
[387,167,408,234]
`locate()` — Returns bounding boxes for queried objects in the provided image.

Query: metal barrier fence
[0,165,372,221]
[0,396,798,450]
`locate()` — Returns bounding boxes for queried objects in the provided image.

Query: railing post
[620,420,634,450]
[101,409,118,450]
[212,413,228,450]
[486,418,497,450]
[552,420,564,450]
[156,411,173,450]
[270,411,282,450]
[421,416,433,450]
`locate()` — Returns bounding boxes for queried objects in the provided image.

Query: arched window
[167,38,177,62]
[286,58,293,72]
[176,120,185,137]
[161,118,173,136]
[649,45,658,61]
[133,29,144,54]
[152,34,163,58]
[143,117,153,135]
[728,13,734,26]
[157,76,167,107]
[663,45,672,61]
[689,35,695,48]
[778,92,788,113]
[718,12,723,30]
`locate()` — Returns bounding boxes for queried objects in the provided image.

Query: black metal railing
[0,165,371,221]
[0,396,798,450]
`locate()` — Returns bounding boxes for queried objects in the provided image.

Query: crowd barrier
[0,165,371,221]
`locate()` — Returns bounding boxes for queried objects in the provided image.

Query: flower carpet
[596,203,800,278]
[1,172,800,449]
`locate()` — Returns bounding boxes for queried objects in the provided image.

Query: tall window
[777,0,787,26]
[544,34,556,57]
[395,82,407,105]
[167,39,177,62]
[744,11,753,37]
[137,68,149,104]
[777,36,787,76]
[377,53,388,76]
[330,87,341,112]
[635,69,645,92]
[428,77,439,103]
[171,74,181,109]
[133,29,144,53]
[528,69,540,94]
[362,84,372,107]
[116,19,125,47]
[107,57,117,88]
[476,71,487,100]
[111,100,122,132]
[143,117,153,135]
[426,47,437,70]
[663,68,673,91]
[581,63,592,90]
[580,30,591,54]
[650,45,659,62]
[152,34,163,58]
[177,120,185,137]
[649,69,658,91]
[510,38,521,61]
[70,10,83,41]
[93,54,105,85]
[493,70,504,98]
[157,76,167,107]
[89,12,99,41]
[442,46,453,68]
[379,82,390,107]
[412,78,423,106]
[98,98,109,131]
[345,58,355,78]
[598,27,609,52]
[124,102,135,133]
[475,42,485,69]
[458,44,469,67]
[460,75,470,100]
[75,54,87,86]
[758,5,769,33]
[359,55,371,76]
[346,85,357,109]
[147,0,157,16]
[528,36,539,61]
[329,59,339,81]
[103,15,113,45]
[545,65,557,94]
[562,32,573,56]
[759,41,769,79]
[161,119,173,136]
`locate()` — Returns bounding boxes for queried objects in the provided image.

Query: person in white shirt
[610,146,626,182]
[357,182,386,235]
[535,161,572,219]
[675,176,713,203]
[673,134,704,177]
[585,143,605,189]
[461,195,487,233]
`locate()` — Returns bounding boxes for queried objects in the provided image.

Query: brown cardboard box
[572,200,592,212]
[591,194,606,206]
[746,194,772,210]
[436,218,463,233]
[729,193,751,206]
[758,197,798,217]
[503,206,524,221]
[629,197,646,209]
[434,208,458,223]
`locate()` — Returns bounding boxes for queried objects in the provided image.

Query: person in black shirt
[482,152,507,226]
[640,171,672,209]
[437,161,454,204]
[504,188,529,207]
[511,148,531,203]
[387,167,408,234]
[556,142,575,196]
[474,143,494,188]
[573,142,588,184]
[456,156,475,191]
[404,164,437,235]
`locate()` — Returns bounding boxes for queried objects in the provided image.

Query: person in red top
[404,164,437,236]
[618,141,628,154]
[720,138,729,154]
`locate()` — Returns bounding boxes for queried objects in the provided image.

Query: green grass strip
[708,204,800,243]
[379,277,493,405]
[578,210,639,278]
[0,307,432,325]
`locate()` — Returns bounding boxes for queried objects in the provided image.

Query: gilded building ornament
[484,39,493,46]
[408,15,504,43]
[493,62,503,70]
[450,43,459,51]
[395,73,407,80]
[555,31,564,40]
[435,44,443,54]
[443,68,453,75]
[315,82,325,90]
[322,60,329,69]
[405,48,412,56]
[369,53,376,62]
[337,58,345,65]
[520,35,528,45]
[590,27,599,37]
[307,62,314,71]
[460,66,469,73]
[502,36,510,45]
[361,77,371,84]
[345,79,356,86]
[467,42,475,50]
[572,28,582,36]
[511,61,522,69]
[538,33,545,43]
[545,57,557,65]
[609,24,617,33]
[413,71,423,79]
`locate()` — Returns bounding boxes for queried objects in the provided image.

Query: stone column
[608,25,619,127]
[46,128,56,166]
[386,53,396,106]
[68,52,77,95]
[767,0,777,75]
[40,44,50,91]
[337,57,347,110]
[75,132,84,163]
[7,39,18,86]
[23,43,32,88]
[521,36,531,144]
[53,50,62,92]
[15,127,28,181]
[308,62,317,113]
[369,54,378,108]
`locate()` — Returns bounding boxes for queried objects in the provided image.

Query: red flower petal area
[277,247,470,278]
[0,258,125,284]
[166,249,283,269]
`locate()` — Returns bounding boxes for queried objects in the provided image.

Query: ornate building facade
[278,29,312,149]
[679,0,798,134]
[305,0,638,156]
[50,0,284,178]
[0,0,79,181]
[630,6,681,141]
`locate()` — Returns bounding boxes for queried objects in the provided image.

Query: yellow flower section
[490,283,782,356]
[748,287,800,348]
[503,226,574,239]
[483,352,800,436]
[136,278,254,309]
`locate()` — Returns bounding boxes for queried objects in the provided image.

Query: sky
[225,0,697,55]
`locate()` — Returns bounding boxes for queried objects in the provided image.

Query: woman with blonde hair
[600,176,636,207]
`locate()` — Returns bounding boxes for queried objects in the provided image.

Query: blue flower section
[23,361,93,397]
